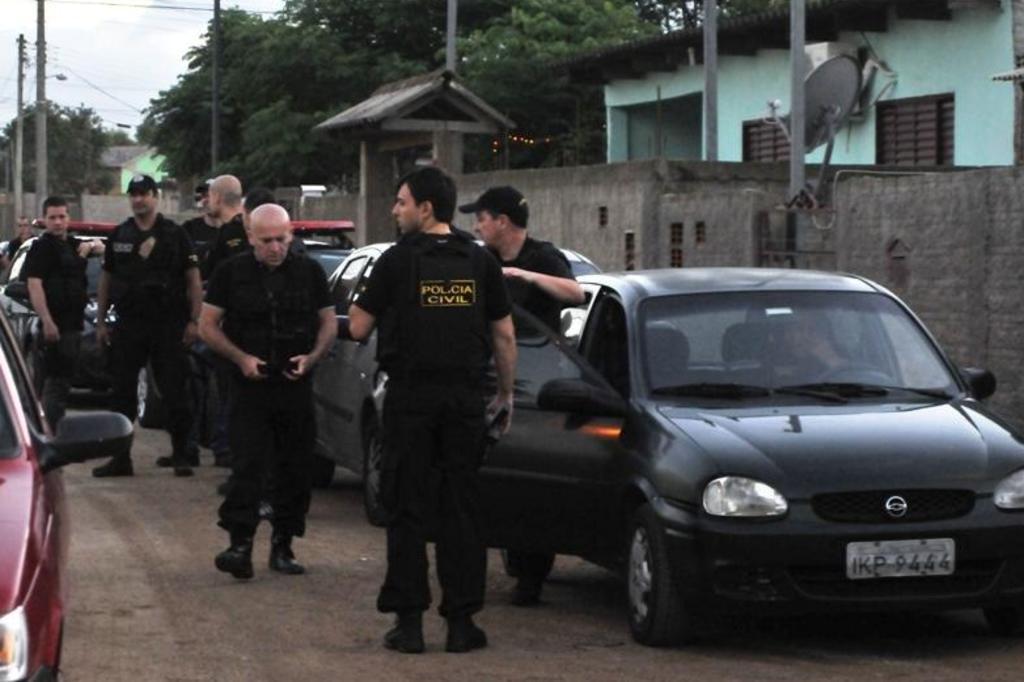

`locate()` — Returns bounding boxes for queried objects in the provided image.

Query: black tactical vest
[378,230,491,381]
[33,234,88,331]
[107,217,187,320]
[221,254,321,375]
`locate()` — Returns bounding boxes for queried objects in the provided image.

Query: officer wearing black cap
[92,174,203,478]
[459,185,584,606]
[22,195,104,427]
[199,203,336,580]
[349,166,517,654]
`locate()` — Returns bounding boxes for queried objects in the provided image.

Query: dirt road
[60,426,1024,681]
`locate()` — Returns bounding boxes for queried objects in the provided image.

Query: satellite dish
[801,55,862,151]
[766,54,862,208]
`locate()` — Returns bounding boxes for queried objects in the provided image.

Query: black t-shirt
[21,233,89,332]
[204,214,248,280]
[103,214,198,321]
[4,237,25,261]
[491,237,574,333]
[181,216,219,275]
[205,252,331,378]
[357,231,511,376]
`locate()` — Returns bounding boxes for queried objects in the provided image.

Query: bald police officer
[200,204,336,579]
[349,166,517,654]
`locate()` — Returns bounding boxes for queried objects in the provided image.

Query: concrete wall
[830,166,1024,426]
[605,3,1015,166]
[79,193,183,223]
[300,194,359,223]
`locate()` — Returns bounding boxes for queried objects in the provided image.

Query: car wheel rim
[628,526,653,624]
[136,370,147,418]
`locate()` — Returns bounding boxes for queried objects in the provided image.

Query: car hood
[660,401,1024,498]
[0,463,35,614]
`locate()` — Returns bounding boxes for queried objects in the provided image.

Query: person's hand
[42,319,60,344]
[284,354,313,381]
[96,320,110,347]
[237,354,266,380]
[76,241,93,258]
[486,394,514,435]
[182,320,198,345]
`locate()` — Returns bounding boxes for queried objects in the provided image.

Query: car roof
[291,220,355,232]
[579,268,881,301]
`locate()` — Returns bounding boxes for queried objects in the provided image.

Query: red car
[0,308,131,680]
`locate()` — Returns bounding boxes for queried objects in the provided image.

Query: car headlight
[994,469,1024,510]
[0,607,28,682]
[702,476,788,517]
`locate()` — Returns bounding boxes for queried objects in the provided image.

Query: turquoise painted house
[566,0,1022,167]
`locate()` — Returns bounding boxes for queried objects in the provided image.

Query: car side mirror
[39,411,133,473]
[3,280,28,304]
[537,378,626,417]
[560,308,587,346]
[960,367,996,401]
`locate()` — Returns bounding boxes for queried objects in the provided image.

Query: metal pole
[211,0,221,171]
[35,0,47,207]
[704,0,718,161]
[789,0,806,204]
[446,0,458,73]
[14,34,25,221]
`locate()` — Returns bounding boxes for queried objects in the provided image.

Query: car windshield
[640,291,958,402]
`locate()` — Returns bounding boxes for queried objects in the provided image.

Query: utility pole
[211,0,221,171]
[789,0,806,207]
[14,34,25,221]
[703,0,718,161]
[35,0,47,208]
[446,0,457,73]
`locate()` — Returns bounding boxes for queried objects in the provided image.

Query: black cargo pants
[109,319,192,461]
[376,381,487,620]
[218,377,314,539]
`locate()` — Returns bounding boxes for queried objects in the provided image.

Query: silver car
[311,242,599,524]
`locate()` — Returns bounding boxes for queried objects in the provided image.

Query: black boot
[268,533,304,575]
[215,534,254,580]
[446,616,487,653]
[384,613,424,654]
[92,456,133,478]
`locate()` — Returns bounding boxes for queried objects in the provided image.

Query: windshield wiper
[866,385,954,400]
[652,383,771,399]
[773,384,853,403]
[775,383,952,401]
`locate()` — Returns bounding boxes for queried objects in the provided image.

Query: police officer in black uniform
[92,174,203,478]
[22,195,104,426]
[181,180,218,271]
[459,185,585,606]
[200,203,336,580]
[203,176,251,280]
[349,166,517,654]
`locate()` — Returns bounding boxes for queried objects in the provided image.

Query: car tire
[137,366,166,428]
[626,504,692,646]
[311,455,336,489]
[984,606,1023,636]
[362,414,387,527]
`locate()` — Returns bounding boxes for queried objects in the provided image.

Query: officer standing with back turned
[349,166,517,654]
[92,174,203,478]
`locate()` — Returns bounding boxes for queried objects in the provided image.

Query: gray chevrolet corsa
[315,263,1024,647]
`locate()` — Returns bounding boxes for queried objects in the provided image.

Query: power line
[22,0,280,14]
[56,64,145,113]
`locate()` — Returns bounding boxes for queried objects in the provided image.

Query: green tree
[634,0,782,30]
[1,103,130,196]
[459,0,656,169]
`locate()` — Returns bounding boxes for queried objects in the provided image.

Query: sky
[0,0,287,137]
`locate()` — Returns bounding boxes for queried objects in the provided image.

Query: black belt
[385,366,483,387]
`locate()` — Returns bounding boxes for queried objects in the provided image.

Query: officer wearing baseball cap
[460,185,584,606]
[92,174,203,478]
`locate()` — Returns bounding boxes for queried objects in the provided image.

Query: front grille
[812,489,975,523]
[790,559,1002,599]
